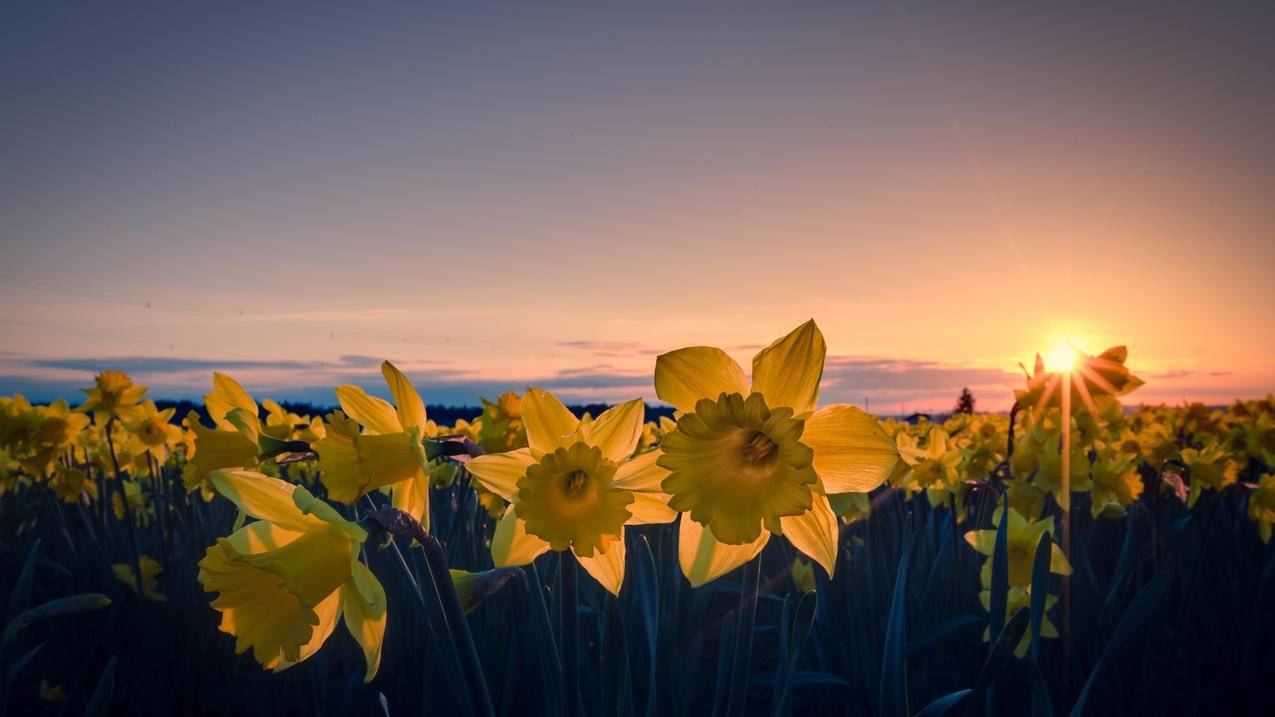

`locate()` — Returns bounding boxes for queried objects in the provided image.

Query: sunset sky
[2,2,1273,412]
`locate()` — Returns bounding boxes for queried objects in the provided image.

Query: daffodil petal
[654,347,748,414]
[207,372,256,430]
[750,320,825,416]
[467,448,535,501]
[803,404,899,494]
[273,589,342,672]
[582,398,644,461]
[391,469,431,532]
[678,516,769,587]
[576,536,626,595]
[341,561,387,682]
[964,529,996,556]
[491,504,551,567]
[522,387,579,457]
[335,385,401,435]
[209,469,323,533]
[612,450,669,492]
[778,497,838,577]
[625,492,677,525]
[381,362,427,432]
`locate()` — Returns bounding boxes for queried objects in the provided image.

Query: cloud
[816,355,1022,411]
[555,340,661,357]
[1,352,1258,414]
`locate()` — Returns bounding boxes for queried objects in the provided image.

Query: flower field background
[1,323,1273,715]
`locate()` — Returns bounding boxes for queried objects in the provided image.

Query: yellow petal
[678,516,769,587]
[491,504,550,567]
[341,561,388,681]
[778,497,838,577]
[581,398,644,461]
[207,372,256,430]
[522,387,579,457]
[750,320,825,416]
[964,529,996,556]
[576,535,626,595]
[625,492,677,525]
[803,405,899,494]
[612,450,669,492]
[654,347,748,414]
[466,448,535,501]
[335,385,401,435]
[391,469,432,532]
[273,589,342,672]
[209,469,323,533]
[382,362,427,431]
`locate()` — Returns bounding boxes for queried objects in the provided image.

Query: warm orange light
[1043,340,1081,373]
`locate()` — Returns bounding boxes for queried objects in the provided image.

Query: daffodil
[979,586,1058,657]
[1180,442,1239,508]
[1033,431,1092,500]
[113,555,167,601]
[964,506,1070,588]
[126,400,181,461]
[1248,474,1275,544]
[1088,449,1144,518]
[181,373,264,499]
[654,320,899,585]
[314,362,431,527]
[113,478,149,524]
[477,391,526,453]
[828,491,872,525]
[198,469,387,679]
[896,427,962,508]
[33,400,90,452]
[790,557,816,593]
[79,370,147,424]
[1015,346,1143,418]
[182,410,258,500]
[50,465,96,504]
[465,388,675,595]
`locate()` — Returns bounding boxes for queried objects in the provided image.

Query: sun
[1043,339,1082,373]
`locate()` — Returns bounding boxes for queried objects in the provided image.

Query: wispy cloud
[817,355,1021,411]
[0,351,1261,413]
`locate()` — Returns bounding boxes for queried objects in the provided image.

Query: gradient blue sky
[2,2,1273,411]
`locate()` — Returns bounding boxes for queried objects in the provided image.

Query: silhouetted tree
[953,387,975,414]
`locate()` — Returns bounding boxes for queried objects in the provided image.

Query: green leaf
[916,689,970,717]
[959,607,1029,717]
[83,656,117,717]
[1029,530,1052,664]
[1069,573,1170,717]
[3,594,111,646]
[878,513,914,717]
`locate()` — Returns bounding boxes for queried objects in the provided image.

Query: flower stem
[560,550,581,717]
[726,557,761,717]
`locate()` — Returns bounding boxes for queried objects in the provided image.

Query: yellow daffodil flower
[964,506,1071,588]
[1180,442,1239,508]
[653,320,899,585]
[79,370,148,424]
[314,362,431,527]
[127,400,181,461]
[979,586,1058,657]
[1015,346,1143,418]
[1088,449,1144,518]
[1248,474,1275,544]
[198,469,387,680]
[465,388,675,595]
[113,555,167,601]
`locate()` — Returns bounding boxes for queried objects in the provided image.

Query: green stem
[560,551,581,717]
[725,557,760,717]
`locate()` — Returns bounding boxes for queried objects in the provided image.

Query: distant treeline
[156,399,677,428]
